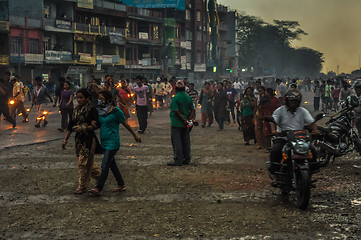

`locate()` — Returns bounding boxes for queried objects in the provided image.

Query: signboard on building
[45,50,72,62]
[109,31,125,45]
[194,63,206,72]
[139,32,149,40]
[24,54,43,64]
[121,0,185,10]
[77,0,94,9]
[78,53,91,63]
[55,19,71,30]
[180,41,191,50]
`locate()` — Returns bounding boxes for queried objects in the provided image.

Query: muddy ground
[1,107,361,239]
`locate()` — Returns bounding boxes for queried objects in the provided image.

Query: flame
[152,98,156,102]
[275,91,278,95]
[36,117,42,120]
[130,93,135,97]
[26,108,30,112]
[9,100,15,105]
[18,113,22,116]
[127,94,130,98]
[131,109,136,115]
[42,111,48,115]
[59,111,61,113]
[172,95,175,98]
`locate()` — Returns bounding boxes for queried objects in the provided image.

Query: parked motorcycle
[313,95,361,167]
[265,117,320,210]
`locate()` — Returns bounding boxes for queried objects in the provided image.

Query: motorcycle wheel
[295,169,311,210]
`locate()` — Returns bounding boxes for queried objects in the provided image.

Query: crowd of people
[2,71,361,194]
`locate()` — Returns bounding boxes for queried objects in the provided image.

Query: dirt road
[1,103,361,239]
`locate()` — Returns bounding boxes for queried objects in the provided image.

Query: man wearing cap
[154,77,165,109]
[9,75,28,122]
[168,80,195,166]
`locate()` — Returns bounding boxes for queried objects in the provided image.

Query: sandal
[112,186,127,193]
[88,188,101,196]
[73,188,85,194]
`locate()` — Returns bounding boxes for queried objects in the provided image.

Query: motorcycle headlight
[291,140,310,154]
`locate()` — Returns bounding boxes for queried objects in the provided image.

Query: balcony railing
[0,21,9,32]
[75,23,125,37]
[0,55,9,65]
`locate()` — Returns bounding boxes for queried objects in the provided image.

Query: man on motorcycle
[268,90,320,178]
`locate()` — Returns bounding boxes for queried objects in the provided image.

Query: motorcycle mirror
[264,116,275,123]
[314,113,325,122]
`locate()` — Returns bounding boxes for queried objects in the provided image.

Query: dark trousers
[314,97,320,111]
[96,149,124,191]
[0,104,16,126]
[60,107,73,130]
[269,139,286,174]
[215,116,225,129]
[136,105,148,132]
[171,127,191,164]
[229,101,235,121]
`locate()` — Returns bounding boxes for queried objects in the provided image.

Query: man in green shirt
[168,80,195,166]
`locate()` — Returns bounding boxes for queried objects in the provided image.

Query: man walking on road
[134,75,149,134]
[9,76,28,122]
[0,78,16,128]
[168,80,195,166]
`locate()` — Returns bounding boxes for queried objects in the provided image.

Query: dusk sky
[217,0,361,74]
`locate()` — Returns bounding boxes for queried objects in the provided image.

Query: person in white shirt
[275,78,287,105]
[268,90,319,175]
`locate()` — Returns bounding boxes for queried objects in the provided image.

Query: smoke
[218,0,361,73]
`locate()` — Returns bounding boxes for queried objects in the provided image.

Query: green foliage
[237,15,323,77]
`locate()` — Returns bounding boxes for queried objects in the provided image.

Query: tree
[236,14,323,77]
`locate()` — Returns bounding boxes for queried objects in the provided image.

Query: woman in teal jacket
[89,90,141,196]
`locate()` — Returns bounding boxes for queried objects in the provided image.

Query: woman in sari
[199,82,214,128]
[62,88,101,194]
[241,87,256,145]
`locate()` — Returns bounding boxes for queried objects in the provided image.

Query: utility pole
[18,32,22,77]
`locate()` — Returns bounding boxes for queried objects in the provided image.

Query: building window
[196,52,202,63]
[29,39,39,54]
[153,25,159,39]
[43,37,50,50]
[196,31,202,41]
[197,11,201,22]
[44,6,50,18]
[11,37,22,54]
[186,10,191,20]
[186,30,192,41]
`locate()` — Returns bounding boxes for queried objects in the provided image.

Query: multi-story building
[0,0,224,85]
[0,0,9,74]
[8,0,44,83]
[43,0,75,83]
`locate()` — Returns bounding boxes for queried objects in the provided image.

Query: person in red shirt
[331,85,340,111]
[262,88,281,151]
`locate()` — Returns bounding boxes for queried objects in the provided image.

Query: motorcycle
[313,95,361,167]
[265,117,320,210]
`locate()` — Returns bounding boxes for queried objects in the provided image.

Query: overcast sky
[217,0,361,74]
